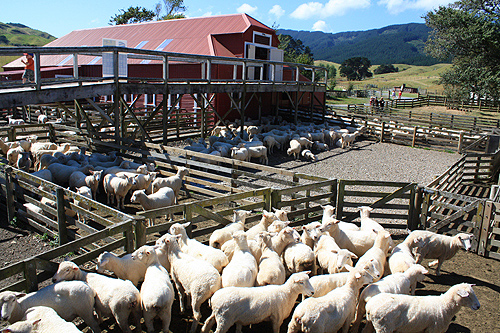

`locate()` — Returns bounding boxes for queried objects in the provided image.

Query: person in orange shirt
[21,53,34,84]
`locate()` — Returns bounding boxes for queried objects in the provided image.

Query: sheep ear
[302,270,311,276]
[422,268,429,275]
[350,252,358,259]
[182,222,191,229]
[457,288,470,298]
[174,234,182,241]
[344,264,354,272]
[354,272,362,279]
[32,318,42,326]
[15,292,26,299]
[272,207,277,212]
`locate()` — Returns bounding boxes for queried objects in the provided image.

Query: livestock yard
[0,103,500,333]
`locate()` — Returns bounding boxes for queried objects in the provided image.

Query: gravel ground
[269,139,461,185]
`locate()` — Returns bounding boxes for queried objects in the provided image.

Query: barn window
[253,32,272,46]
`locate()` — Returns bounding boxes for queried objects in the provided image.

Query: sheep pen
[0,135,499,332]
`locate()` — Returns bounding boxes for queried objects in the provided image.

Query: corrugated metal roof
[4,13,274,69]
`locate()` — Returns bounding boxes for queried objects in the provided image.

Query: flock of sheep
[0,118,480,333]
[0,203,478,333]
[183,116,365,165]
[0,135,190,227]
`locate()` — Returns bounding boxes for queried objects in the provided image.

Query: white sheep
[247,145,268,165]
[308,259,381,298]
[358,206,384,232]
[0,138,19,155]
[321,217,379,257]
[130,188,175,224]
[365,283,480,333]
[388,234,425,274]
[263,135,281,154]
[221,231,258,288]
[7,146,24,166]
[321,204,359,231]
[201,271,314,333]
[20,306,82,333]
[301,149,317,162]
[158,233,221,333]
[272,207,289,222]
[168,222,228,273]
[245,210,277,240]
[283,236,317,276]
[287,265,374,333]
[151,167,189,203]
[6,115,25,126]
[312,141,329,151]
[0,281,100,333]
[69,170,102,200]
[119,160,156,172]
[341,131,361,149]
[102,173,137,210]
[314,234,358,274]
[96,251,147,286]
[268,220,290,233]
[256,232,286,286]
[352,264,428,332]
[116,171,158,195]
[405,230,474,275]
[287,139,301,160]
[270,227,301,256]
[354,230,393,282]
[230,146,249,161]
[0,318,40,333]
[131,245,175,333]
[74,186,92,223]
[209,209,251,249]
[37,114,48,124]
[300,221,322,249]
[52,261,141,333]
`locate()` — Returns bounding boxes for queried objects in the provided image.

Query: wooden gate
[336,180,417,229]
[477,201,500,260]
[419,187,486,253]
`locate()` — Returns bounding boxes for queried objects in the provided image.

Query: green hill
[0,22,55,46]
[278,23,443,66]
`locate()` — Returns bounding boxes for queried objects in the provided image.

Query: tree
[339,57,373,81]
[278,34,314,65]
[155,0,186,20]
[374,64,399,75]
[424,0,500,102]
[110,0,186,25]
[109,6,155,25]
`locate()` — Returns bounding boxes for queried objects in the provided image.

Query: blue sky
[1,0,454,38]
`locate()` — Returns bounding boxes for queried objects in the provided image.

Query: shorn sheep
[52,261,141,333]
[221,231,258,288]
[0,281,100,333]
[209,209,251,249]
[287,265,374,333]
[131,245,175,333]
[201,271,314,333]
[405,230,474,275]
[365,283,480,333]
[158,233,221,333]
[96,251,147,287]
[18,306,82,333]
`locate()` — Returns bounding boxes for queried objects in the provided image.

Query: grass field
[315,60,451,94]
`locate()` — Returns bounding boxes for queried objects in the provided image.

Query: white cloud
[202,11,213,16]
[291,0,370,19]
[237,4,258,15]
[378,0,455,14]
[312,20,330,32]
[269,5,285,18]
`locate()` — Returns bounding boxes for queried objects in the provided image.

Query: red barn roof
[4,13,277,69]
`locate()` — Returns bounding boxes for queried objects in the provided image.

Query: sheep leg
[79,310,102,333]
[341,313,354,333]
[361,321,376,333]
[172,274,186,313]
[352,299,367,332]
[189,296,204,333]
[201,312,216,333]
[112,308,132,333]
[159,307,172,333]
[287,317,300,333]
[270,317,282,333]
[143,309,155,333]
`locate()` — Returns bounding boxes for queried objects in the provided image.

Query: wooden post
[131,217,145,250]
[477,201,493,256]
[458,131,464,153]
[263,188,272,212]
[48,124,56,143]
[24,259,38,292]
[270,189,281,211]
[5,167,16,225]
[329,179,338,206]
[412,185,424,230]
[56,188,68,245]
[336,180,345,220]
[380,122,385,143]
[407,184,417,230]
[412,126,417,147]
[420,192,431,230]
